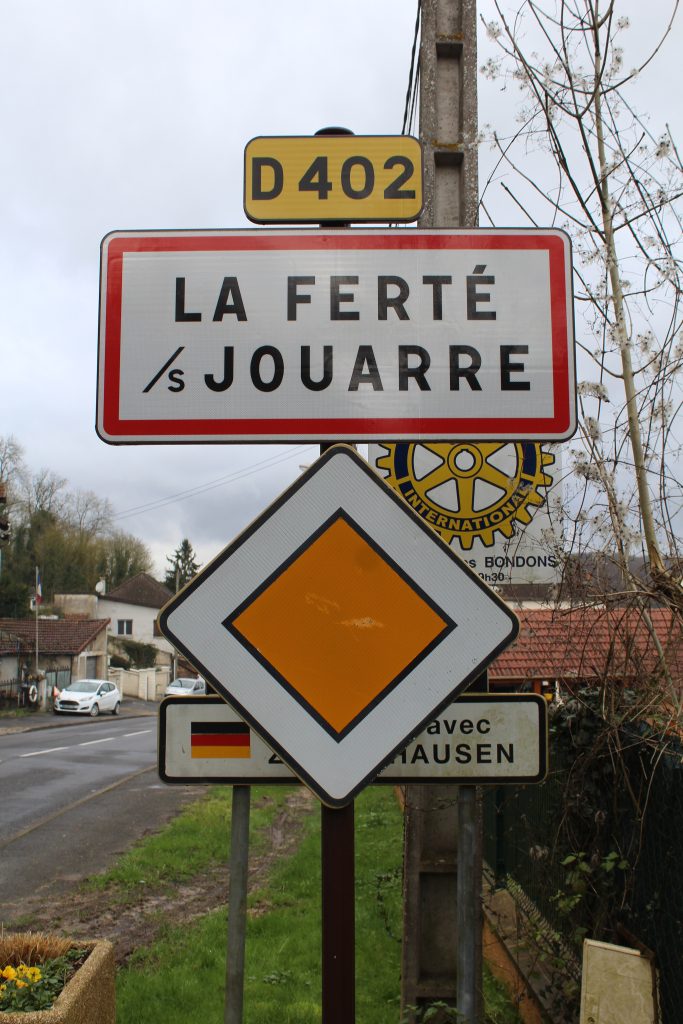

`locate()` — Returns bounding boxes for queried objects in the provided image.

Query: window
[117,619,133,636]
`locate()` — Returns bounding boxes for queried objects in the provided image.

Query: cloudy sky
[2,0,680,576]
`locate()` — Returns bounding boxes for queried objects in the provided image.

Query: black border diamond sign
[158,446,519,807]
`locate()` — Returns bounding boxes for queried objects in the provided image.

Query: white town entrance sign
[97,228,575,443]
[158,446,519,807]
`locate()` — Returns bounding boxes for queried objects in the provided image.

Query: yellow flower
[0,982,6,993]
[15,979,27,989]
[1,966,17,981]
[16,964,28,977]
[27,966,42,982]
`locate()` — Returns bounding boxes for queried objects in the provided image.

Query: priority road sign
[158,446,519,807]
[97,227,576,444]
[244,135,423,223]
[159,694,548,786]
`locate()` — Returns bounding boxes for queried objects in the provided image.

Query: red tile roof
[490,607,682,685]
[4,607,676,689]
[0,619,109,657]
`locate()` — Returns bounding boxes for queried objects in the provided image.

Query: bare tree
[17,467,68,522]
[477,8,683,1015]
[99,531,153,589]
[0,435,25,485]
[62,488,114,537]
[0,436,148,599]
[480,0,682,630]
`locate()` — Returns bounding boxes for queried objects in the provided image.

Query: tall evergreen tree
[164,539,201,591]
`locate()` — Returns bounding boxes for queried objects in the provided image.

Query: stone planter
[0,940,115,1024]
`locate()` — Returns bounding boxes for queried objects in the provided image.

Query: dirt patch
[12,788,316,964]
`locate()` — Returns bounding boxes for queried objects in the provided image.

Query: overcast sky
[2,0,680,577]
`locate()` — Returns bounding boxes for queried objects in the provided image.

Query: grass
[0,706,34,719]
[114,785,521,1024]
[241,788,404,1024]
[115,787,403,1024]
[86,787,292,902]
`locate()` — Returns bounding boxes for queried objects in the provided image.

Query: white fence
[109,666,170,702]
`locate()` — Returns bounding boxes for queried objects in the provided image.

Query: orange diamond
[225,511,455,738]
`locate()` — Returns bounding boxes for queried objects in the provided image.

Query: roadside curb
[0,708,158,736]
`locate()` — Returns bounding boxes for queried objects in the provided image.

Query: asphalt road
[0,710,204,921]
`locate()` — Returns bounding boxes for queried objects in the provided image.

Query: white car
[54,679,122,717]
[164,677,206,697]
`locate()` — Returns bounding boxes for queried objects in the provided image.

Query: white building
[54,572,175,662]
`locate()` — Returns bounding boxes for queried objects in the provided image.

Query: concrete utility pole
[401,0,481,1019]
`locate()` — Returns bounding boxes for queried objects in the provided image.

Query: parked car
[54,679,122,717]
[164,677,206,697]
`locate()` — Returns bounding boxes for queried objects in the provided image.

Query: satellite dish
[95,579,106,595]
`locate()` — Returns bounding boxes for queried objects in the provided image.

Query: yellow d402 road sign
[244,135,423,223]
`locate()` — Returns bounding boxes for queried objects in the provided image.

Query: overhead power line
[402,0,421,135]
[112,445,317,523]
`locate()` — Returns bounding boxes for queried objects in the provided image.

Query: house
[489,605,682,696]
[0,618,109,687]
[54,572,175,665]
[97,573,173,649]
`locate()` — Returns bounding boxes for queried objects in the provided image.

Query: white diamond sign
[158,446,519,807]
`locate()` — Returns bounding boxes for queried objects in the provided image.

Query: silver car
[54,679,122,716]
[164,677,206,697]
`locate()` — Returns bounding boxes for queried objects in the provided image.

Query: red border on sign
[99,231,574,441]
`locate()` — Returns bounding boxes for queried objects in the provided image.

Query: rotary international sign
[369,441,564,585]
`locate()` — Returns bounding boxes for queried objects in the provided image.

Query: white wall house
[97,572,174,655]
[54,572,176,665]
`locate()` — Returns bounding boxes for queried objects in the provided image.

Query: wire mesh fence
[625,739,683,1024]
[483,716,683,1023]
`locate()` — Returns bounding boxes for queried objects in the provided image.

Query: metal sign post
[225,786,250,1024]
[321,801,355,1024]
[318,424,356,1024]
[456,784,478,1024]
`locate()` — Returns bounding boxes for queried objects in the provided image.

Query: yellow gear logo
[374,442,555,550]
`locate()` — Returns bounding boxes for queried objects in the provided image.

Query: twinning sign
[159,694,548,786]
[97,228,575,444]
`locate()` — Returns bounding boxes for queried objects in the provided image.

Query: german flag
[190,721,250,759]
